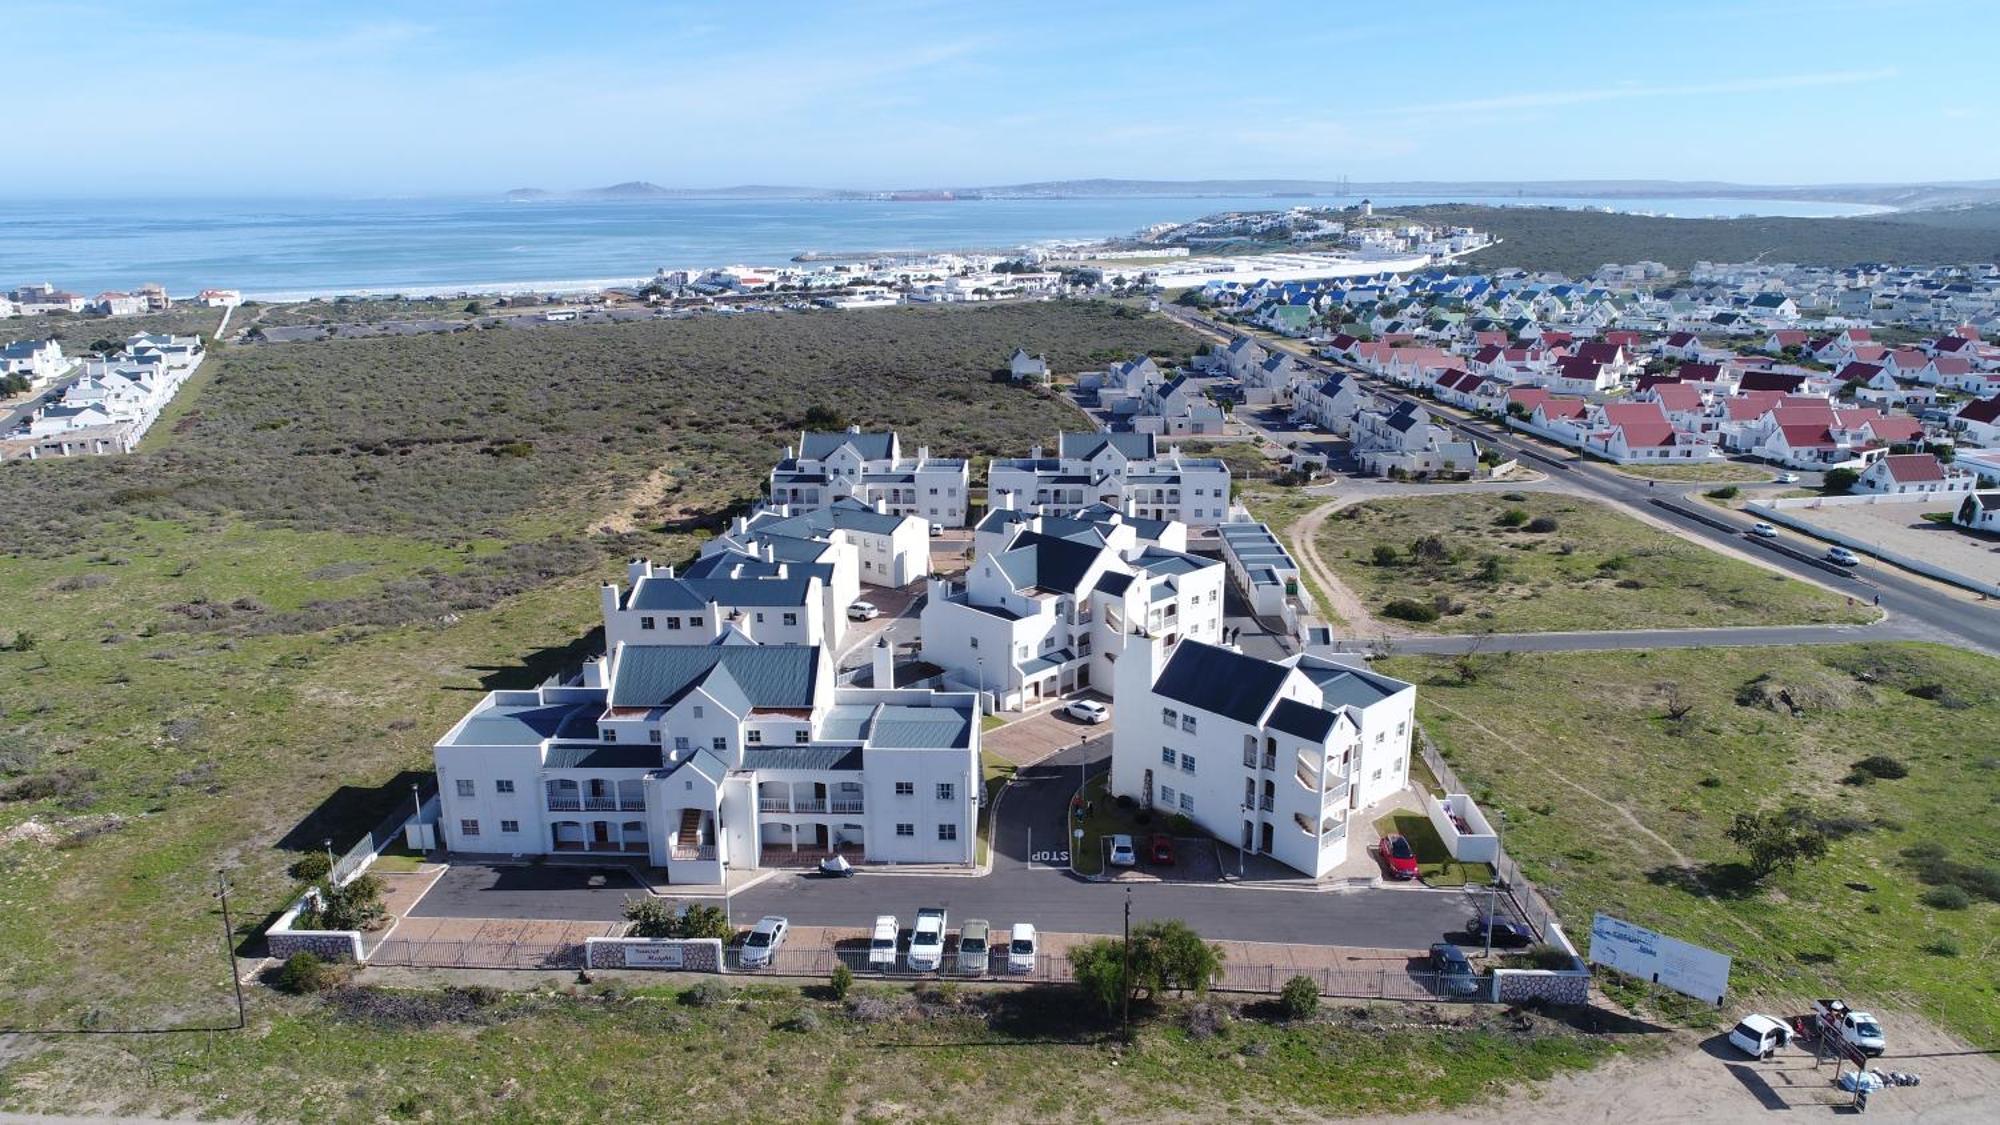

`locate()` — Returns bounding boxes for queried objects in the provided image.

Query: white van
[1729,1013,1793,1058]
[868,914,899,968]
[1006,923,1037,974]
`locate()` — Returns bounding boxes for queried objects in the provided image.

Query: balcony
[1242,749,1258,769]
[1262,752,1277,771]
[793,798,828,814]
[830,797,865,814]
[1295,762,1318,792]
[1322,780,1349,810]
[1258,794,1274,813]
[547,796,582,811]
[620,799,646,812]
[582,797,619,811]
[758,796,791,813]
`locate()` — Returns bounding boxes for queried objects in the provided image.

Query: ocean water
[0,193,1890,300]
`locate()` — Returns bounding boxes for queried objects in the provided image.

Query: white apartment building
[603,557,828,650]
[434,639,981,883]
[768,427,970,527]
[921,519,1224,710]
[1110,638,1416,879]
[3,333,204,461]
[1,338,68,384]
[987,431,1233,527]
[712,494,930,588]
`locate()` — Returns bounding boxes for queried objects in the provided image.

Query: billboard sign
[1587,913,1731,1004]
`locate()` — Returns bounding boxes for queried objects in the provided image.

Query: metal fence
[723,945,1482,1002]
[368,938,586,971]
[1416,731,1565,943]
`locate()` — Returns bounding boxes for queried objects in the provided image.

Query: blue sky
[7,0,1996,195]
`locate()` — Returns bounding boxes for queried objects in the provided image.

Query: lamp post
[323,837,335,879]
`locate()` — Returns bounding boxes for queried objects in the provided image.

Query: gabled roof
[990,530,1107,596]
[1956,394,2000,425]
[1267,698,1338,742]
[1876,453,1945,483]
[1151,640,1292,725]
[608,644,819,709]
[798,429,896,461]
[1059,430,1155,461]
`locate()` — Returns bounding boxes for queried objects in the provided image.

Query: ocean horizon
[0,193,1892,301]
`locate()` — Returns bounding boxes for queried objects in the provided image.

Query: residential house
[767,427,971,527]
[1007,347,1050,383]
[1293,371,1368,434]
[1352,401,1480,478]
[1952,492,2000,532]
[987,431,1234,526]
[1952,395,2000,446]
[1109,638,1415,879]
[1854,453,1975,497]
[0,339,67,385]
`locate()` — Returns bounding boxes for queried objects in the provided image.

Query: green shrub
[1166,813,1196,835]
[1922,885,1972,911]
[1920,934,1961,957]
[1850,754,1907,780]
[1705,485,1740,500]
[1496,507,1529,527]
[830,963,854,1001]
[1525,516,1560,533]
[680,980,733,1008]
[1382,599,1441,623]
[274,952,340,994]
[1371,544,1400,567]
[287,852,333,883]
[1278,975,1319,1020]
[1823,467,1860,493]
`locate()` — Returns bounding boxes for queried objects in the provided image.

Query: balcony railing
[1242,749,1257,769]
[830,798,865,814]
[1322,781,1349,810]
[793,798,828,813]
[1262,752,1277,771]
[758,797,791,813]
[620,799,646,812]
[582,797,619,811]
[547,796,581,811]
[672,845,717,861]
[1258,794,1274,812]
[1295,763,1318,792]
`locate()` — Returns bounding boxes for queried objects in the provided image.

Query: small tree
[1371,544,1400,568]
[1823,467,1860,494]
[675,903,733,941]
[830,962,854,1001]
[1139,920,1224,997]
[1279,974,1319,1020]
[623,896,678,938]
[287,852,333,883]
[1067,937,1136,1017]
[309,874,387,931]
[1726,809,1830,879]
[274,951,340,994]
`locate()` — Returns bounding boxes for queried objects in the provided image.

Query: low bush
[1371,544,1400,567]
[1850,754,1908,781]
[1706,485,1740,500]
[1382,599,1441,623]
[288,852,333,883]
[1496,507,1529,528]
[274,952,340,995]
[1525,516,1560,533]
[680,981,733,1008]
[1279,974,1319,1020]
[830,963,854,1001]
[1920,934,1961,957]
[1921,885,1972,910]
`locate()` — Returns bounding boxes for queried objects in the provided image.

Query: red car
[1148,833,1175,865]
[1379,834,1419,879]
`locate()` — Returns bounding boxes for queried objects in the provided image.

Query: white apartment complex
[1111,639,1415,879]
[921,512,1224,710]
[711,496,932,590]
[768,427,971,527]
[3,333,204,461]
[987,431,1233,527]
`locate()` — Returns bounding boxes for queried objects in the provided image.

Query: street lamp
[323,837,335,879]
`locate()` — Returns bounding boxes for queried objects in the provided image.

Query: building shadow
[463,625,605,692]
[274,769,433,855]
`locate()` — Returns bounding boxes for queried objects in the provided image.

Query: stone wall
[1493,968,1590,1006]
[584,937,725,972]
[269,929,364,963]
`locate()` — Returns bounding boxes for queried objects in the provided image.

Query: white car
[1006,923,1038,974]
[1065,699,1109,724]
[740,915,788,969]
[929,522,945,538]
[1729,1013,1793,1058]
[847,600,880,621]
[1774,472,1800,483]
[1108,834,1137,867]
[868,914,899,968]
[908,907,947,971]
[1750,522,1777,538]
[1825,546,1860,566]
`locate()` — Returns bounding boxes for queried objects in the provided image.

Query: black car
[1428,942,1482,997]
[1468,912,1534,948]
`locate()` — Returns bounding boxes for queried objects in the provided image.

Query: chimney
[847,423,861,434]
[1030,443,1042,460]
[871,636,894,689]
[626,558,651,585]
[600,583,620,620]
[916,444,930,465]
[762,541,776,563]
[998,490,1015,512]
[874,498,887,514]
[776,563,788,579]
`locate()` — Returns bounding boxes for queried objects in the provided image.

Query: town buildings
[767,427,970,528]
[987,431,1233,526]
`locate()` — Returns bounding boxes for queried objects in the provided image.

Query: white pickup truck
[1813,999,1887,1058]
[908,907,947,972]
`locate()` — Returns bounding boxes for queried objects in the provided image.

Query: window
[895,781,915,797]
[895,823,915,837]
[460,818,480,837]
[1177,792,1194,813]
[928,487,939,495]
[602,728,617,742]
[936,782,955,801]
[783,612,797,627]
[1375,731,1384,744]
[1159,783,1177,805]
[969,636,979,650]
[1396,721,1407,737]
[754,612,765,624]
[665,616,681,629]
[640,616,655,630]
[674,736,691,751]
[692,705,704,718]
[938,823,958,841]
[499,819,519,834]
[690,615,704,627]
[649,730,662,744]
[1181,714,1197,734]
[455,779,475,798]
[794,729,810,744]
[1180,753,1196,775]
[1161,747,1175,766]
[747,729,763,744]
[1372,768,1383,781]
[494,779,515,794]
[713,737,727,751]
[1161,707,1177,728]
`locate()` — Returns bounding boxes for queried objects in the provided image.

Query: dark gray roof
[1299,663,1407,710]
[1152,640,1291,725]
[742,746,865,771]
[1267,698,1339,742]
[625,575,711,611]
[991,531,1104,595]
[798,429,896,461]
[544,743,664,770]
[609,645,819,709]
[1059,431,1155,461]
[1094,571,1133,596]
[448,700,598,747]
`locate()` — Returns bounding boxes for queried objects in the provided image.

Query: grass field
[1610,462,1778,484]
[0,299,1193,1036]
[1379,644,2000,1043]
[0,980,1611,1121]
[0,306,228,350]
[1318,492,1873,633]
[1375,811,1495,888]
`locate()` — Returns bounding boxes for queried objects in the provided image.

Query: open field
[1609,462,1778,484]
[0,306,228,349]
[1379,643,2000,1044]
[1318,492,1874,633]
[0,979,1611,1122]
[0,300,1190,1033]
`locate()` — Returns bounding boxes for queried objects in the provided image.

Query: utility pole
[1121,888,1133,1043]
[216,871,246,1030]
[1484,878,1500,958]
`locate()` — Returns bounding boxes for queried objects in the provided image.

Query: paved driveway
[983,705,1107,768]
[408,863,649,921]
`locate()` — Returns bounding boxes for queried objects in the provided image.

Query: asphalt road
[1164,307,2000,655]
